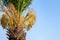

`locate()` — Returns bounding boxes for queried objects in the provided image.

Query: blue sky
[0,0,60,40]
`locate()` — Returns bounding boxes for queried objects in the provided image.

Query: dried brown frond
[1,14,7,29]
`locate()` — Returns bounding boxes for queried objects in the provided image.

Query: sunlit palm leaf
[1,3,25,30]
[24,10,36,31]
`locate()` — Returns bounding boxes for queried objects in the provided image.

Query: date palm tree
[0,0,36,40]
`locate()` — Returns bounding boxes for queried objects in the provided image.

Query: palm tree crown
[0,0,36,40]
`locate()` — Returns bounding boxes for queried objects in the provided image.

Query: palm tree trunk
[7,26,26,40]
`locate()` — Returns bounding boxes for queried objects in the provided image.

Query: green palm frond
[3,0,32,15]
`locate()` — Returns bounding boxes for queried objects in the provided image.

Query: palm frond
[24,10,36,31]
[3,0,32,15]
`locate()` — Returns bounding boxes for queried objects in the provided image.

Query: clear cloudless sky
[0,0,60,40]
